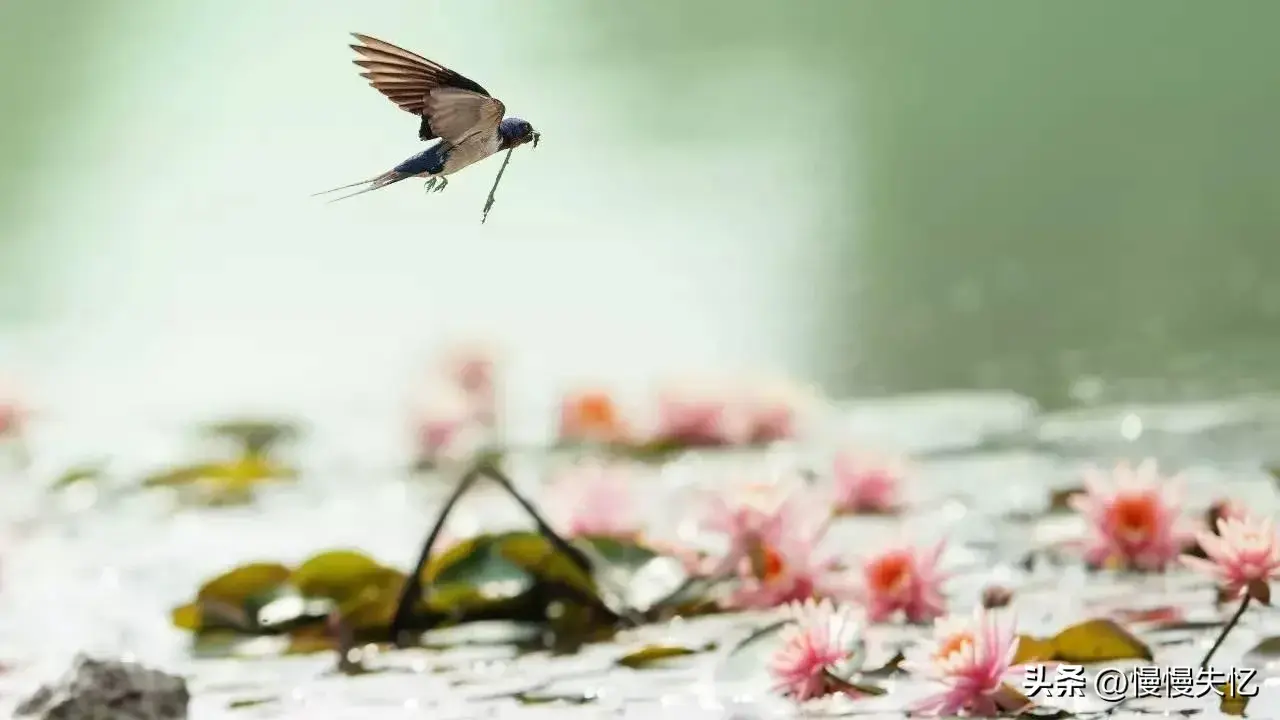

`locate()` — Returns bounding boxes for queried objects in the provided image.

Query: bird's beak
[531,132,541,149]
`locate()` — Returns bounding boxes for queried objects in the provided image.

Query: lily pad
[142,456,297,505]
[174,555,400,641]
[143,456,294,487]
[290,550,387,599]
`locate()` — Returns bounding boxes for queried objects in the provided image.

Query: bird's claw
[433,177,448,193]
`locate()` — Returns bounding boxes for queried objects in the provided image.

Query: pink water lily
[902,608,1027,717]
[831,449,904,514]
[725,528,846,610]
[1069,459,1191,571]
[699,479,845,609]
[854,540,948,624]
[700,480,826,568]
[1183,514,1280,604]
[769,598,865,701]
[547,461,641,540]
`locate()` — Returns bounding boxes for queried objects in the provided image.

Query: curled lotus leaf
[172,562,293,632]
[1010,635,1058,665]
[1011,619,1153,665]
[1049,618,1152,663]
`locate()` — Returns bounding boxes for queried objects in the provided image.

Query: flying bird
[315,33,539,204]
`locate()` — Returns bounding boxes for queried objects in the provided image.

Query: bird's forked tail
[311,169,412,203]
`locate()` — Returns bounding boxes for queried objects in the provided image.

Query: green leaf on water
[579,535,658,570]
[49,460,108,491]
[227,696,278,710]
[616,644,699,669]
[143,455,295,488]
[1219,682,1249,716]
[142,454,296,506]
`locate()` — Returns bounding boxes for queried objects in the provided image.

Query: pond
[1,390,1279,718]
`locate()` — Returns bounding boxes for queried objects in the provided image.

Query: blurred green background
[2,0,1278,417]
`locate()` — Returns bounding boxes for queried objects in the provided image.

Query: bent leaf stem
[389,464,485,646]
[478,462,593,574]
[1199,594,1250,669]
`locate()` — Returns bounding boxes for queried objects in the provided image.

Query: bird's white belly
[440,134,503,177]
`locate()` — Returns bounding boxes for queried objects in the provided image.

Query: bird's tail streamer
[312,170,410,203]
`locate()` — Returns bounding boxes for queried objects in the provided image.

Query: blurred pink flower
[1183,514,1280,604]
[548,461,641,539]
[410,382,488,463]
[769,598,865,702]
[854,540,948,624]
[1070,459,1190,572]
[701,481,826,566]
[741,377,815,444]
[902,608,1026,717]
[435,342,498,425]
[699,480,844,609]
[0,378,23,438]
[558,387,629,444]
[0,402,18,438]
[831,450,904,514]
[654,377,743,446]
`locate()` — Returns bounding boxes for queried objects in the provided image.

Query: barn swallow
[315,33,539,203]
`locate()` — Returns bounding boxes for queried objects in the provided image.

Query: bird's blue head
[498,117,539,149]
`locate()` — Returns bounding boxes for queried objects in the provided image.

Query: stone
[16,655,189,720]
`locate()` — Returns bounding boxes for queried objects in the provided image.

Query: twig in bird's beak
[480,148,516,224]
[531,132,541,149]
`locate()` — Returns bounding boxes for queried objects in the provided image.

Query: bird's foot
[423,177,438,193]
[432,177,449,193]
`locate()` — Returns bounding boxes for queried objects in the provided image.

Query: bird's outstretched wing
[350,33,505,143]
